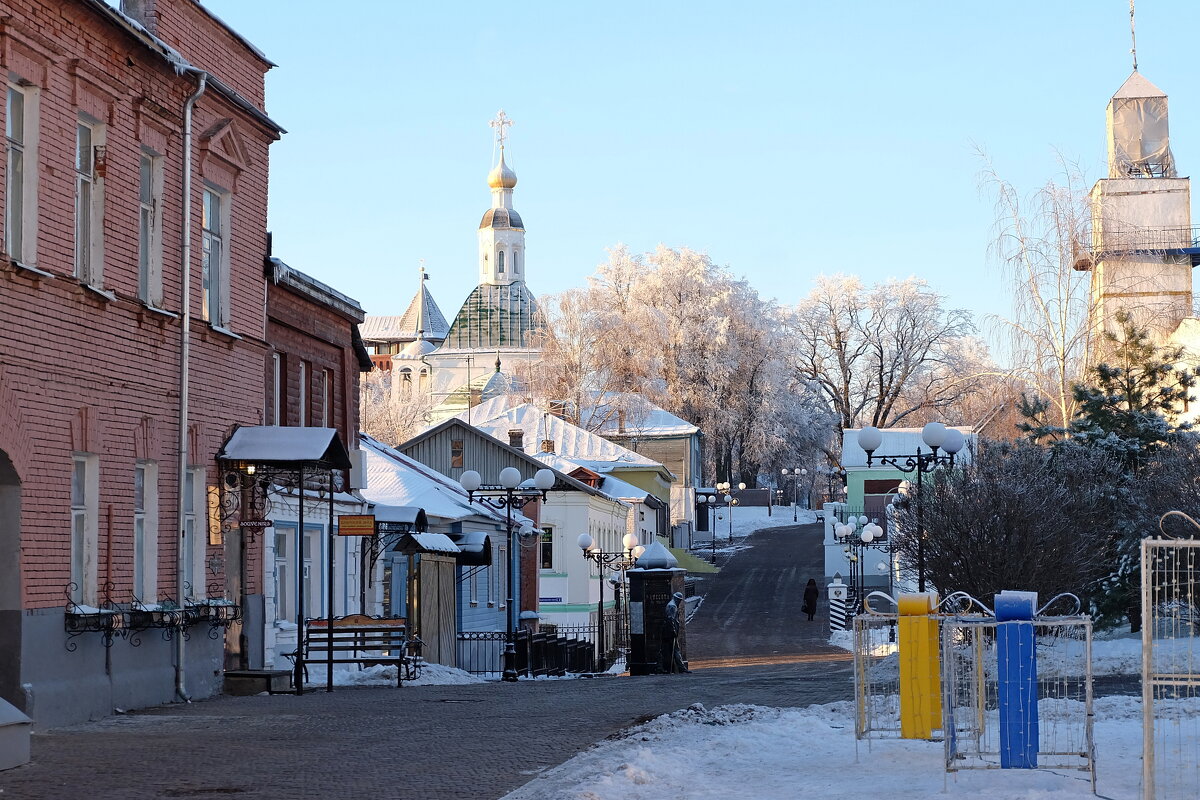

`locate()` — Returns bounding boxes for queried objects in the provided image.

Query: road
[0,522,849,800]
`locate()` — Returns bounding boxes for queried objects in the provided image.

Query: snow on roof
[598,474,653,501]
[592,402,699,438]
[841,427,976,468]
[359,434,524,527]
[405,533,460,554]
[457,404,663,469]
[218,426,351,469]
[360,315,414,342]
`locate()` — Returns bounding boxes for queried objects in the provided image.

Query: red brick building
[0,0,282,729]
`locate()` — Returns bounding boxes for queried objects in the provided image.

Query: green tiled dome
[443,281,545,349]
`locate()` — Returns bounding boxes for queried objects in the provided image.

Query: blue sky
[204,1,1200,331]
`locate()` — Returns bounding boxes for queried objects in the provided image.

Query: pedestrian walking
[803,578,819,621]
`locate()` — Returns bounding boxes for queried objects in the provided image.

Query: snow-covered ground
[301,661,485,688]
[691,505,817,559]
[500,699,1152,799]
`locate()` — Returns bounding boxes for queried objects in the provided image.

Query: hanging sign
[338,515,376,536]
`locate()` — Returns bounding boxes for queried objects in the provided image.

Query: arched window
[399,368,412,398]
[418,369,429,393]
[497,249,505,274]
[513,250,519,274]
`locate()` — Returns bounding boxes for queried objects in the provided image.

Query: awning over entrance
[216,426,352,471]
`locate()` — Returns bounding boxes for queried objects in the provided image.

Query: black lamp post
[577,532,643,670]
[856,422,964,593]
[697,485,734,563]
[460,466,555,682]
[781,468,807,522]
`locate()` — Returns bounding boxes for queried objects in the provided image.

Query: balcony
[1074,225,1200,271]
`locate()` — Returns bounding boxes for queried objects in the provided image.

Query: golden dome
[487,150,518,189]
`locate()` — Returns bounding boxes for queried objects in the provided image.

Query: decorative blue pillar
[994,591,1038,769]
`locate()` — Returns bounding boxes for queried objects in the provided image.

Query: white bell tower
[478,110,526,286]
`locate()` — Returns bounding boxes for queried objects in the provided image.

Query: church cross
[490,110,513,149]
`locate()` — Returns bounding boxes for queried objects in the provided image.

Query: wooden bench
[296,615,414,687]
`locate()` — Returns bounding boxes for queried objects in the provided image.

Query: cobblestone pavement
[0,523,851,800]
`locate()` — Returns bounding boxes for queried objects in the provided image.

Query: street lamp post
[855,422,965,593]
[460,466,556,682]
[696,485,734,563]
[577,532,644,670]
[781,468,808,522]
[834,515,886,609]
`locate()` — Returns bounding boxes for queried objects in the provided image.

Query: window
[183,467,206,599]
[540,526,554,570]
[75,116,105,285]
[133,461,159,601]
[5,81,38,265]
[201,187,228,326]
[450,439,464,469]
[273,532,289,621]
[398,367,412,399]
[513,249,519,275]
[321,369,333,428]
[138,149,163,306]
[298,361,308,426]
[497,249,505,274]
[375,342,401,355]
[271,353,282,425]
[70,455,99,604]
[496,542,506,609]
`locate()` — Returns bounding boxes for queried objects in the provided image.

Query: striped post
[828,577,848,632]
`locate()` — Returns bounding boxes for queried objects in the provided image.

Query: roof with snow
[592,399,699,438]
[359,433,518,526]
[361,282,450,343]
[1112,70,1167,99]
[397,532,460,555]
[455,403,667,472]
[217,426,351,470]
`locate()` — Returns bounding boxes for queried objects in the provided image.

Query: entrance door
[0,451,22,710]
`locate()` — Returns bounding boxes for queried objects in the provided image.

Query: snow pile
[301,661,484,688]
[501,700,1143,799]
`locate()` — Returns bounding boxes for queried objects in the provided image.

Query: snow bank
[301,661,485,688]
[501,700,1143,799]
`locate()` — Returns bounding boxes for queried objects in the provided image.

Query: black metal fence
[456,610,628,678]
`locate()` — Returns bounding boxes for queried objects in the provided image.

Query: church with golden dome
[361,111,547,419]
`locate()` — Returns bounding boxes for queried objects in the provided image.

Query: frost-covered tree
[789,275,978,436]
[359,369,432,447]
[982,158,1096,432]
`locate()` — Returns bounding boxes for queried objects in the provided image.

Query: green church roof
[443,281,545,349]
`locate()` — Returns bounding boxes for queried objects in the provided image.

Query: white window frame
[74,115,105,286]
[273,531,290,622]
[133,461,160,602]
[271,353,282,425]
[5,79,38,266]
[70,454,100,605]
[497,248,505,275]
[138,148,164,307]
[183,467,207,600]
[201,185,230,327]
[540,525,554,571]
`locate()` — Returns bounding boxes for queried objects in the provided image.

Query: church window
[513,250,519,274]
[497,250,505,274]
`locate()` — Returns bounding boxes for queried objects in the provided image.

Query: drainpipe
[175,71,208,702]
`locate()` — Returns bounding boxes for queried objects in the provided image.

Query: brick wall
[0,1,276,609]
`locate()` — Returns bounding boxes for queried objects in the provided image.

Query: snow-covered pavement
[500,698,1146,799]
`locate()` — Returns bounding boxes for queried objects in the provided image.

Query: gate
[1141,531,1200,800]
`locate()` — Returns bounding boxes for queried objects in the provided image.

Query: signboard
[538,597,563,604]
[239,520,274,531]
[338,515,376,536]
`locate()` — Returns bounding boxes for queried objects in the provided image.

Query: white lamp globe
[499,467,522,489]
[632,545,646,559]
[459,470,482,493]
[723,494,733,504]
[857,514,869,526]
[738,482,747,491]
[876,561,889,574]
[519,521,535,537]
[622,533,638,550]
[800,468,807,475]
[857,425,883,453]
[942,427,965,455]
[921,422,947,448]
[534,468,556,491]
[577,533,594,551]
[781,468,789,475]
[861,529,873,543]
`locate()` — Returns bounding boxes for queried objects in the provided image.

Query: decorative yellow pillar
[897,592,941,739]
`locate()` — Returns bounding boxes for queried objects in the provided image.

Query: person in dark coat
[803,578,819,621]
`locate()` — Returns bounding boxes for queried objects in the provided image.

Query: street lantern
[578,530,641,669]
[855,422,964,592]
[460,467,556,681]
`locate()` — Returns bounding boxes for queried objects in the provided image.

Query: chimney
[121,0,159,34]
[508,430,524,450]
[539,439,555,454]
